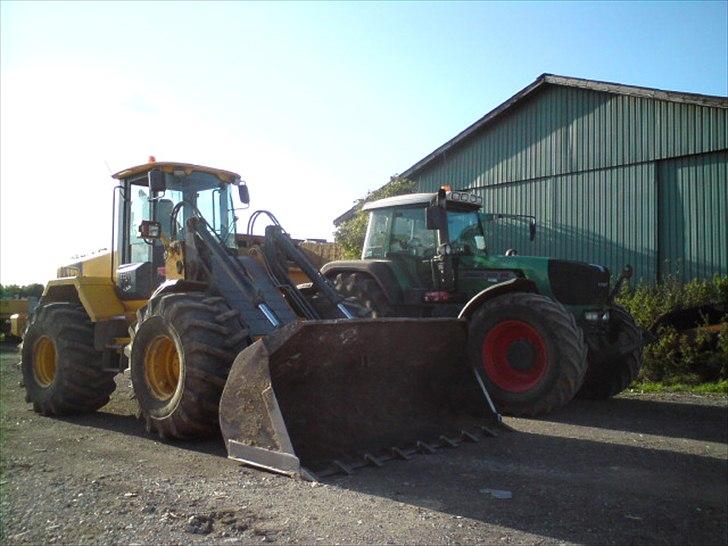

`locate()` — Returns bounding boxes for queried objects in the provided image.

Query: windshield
[447,211,485,254]
[157,171,235,246]
[128,172,236,264]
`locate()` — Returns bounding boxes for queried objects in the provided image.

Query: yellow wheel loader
[21,161,503,479]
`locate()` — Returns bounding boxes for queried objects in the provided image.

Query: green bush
[617,275,728,386]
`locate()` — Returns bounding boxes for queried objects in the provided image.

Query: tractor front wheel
[578,306,643,399]
[129,293,248,439]
[331,272,391,318]
[468,292,588,416]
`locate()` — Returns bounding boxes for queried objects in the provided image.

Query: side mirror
[148,170,165,194]
[529,220,537,241]
[426,206,444,230]
[139,220,162,240]
[238,183,250,205]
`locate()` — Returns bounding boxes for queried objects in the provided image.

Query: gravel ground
[1,343,726,545]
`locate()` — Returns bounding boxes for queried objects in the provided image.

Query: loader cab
[111,162,247,299]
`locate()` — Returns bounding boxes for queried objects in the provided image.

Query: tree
[0,283,45,299]
[334,176,416,258]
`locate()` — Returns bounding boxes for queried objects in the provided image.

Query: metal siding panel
[473,164,658,281]
[409,86,727,190]
[658,149,728,281]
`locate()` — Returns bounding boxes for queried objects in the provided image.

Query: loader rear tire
[331,272,391,318]
[21,303,117,415]
[578,307,643,399]
[130,293,249,439]
[468,292,588,416]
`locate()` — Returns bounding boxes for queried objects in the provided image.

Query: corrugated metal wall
[411,84,728,282]
[480,163,658,280]
[657,149,727,281]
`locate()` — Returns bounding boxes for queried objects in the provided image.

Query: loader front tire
[21,303,117,415]
[130,293,248,439]
[468,292,588,416]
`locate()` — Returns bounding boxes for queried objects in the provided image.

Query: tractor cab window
[389,207,437,258]
[362,210,391,259]
[447,211,486,254]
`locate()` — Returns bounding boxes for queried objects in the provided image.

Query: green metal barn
[399,74,728,283]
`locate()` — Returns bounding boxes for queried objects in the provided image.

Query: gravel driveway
[1,344,726,545]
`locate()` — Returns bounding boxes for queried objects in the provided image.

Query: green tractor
[322,188,643,416]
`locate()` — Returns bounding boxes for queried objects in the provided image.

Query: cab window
[389,207,437,258]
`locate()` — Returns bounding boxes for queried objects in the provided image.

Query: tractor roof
[362,191,481,212]
[112,162,241,183]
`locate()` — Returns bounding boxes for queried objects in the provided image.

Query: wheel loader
[322,188,644,416]
[20,161,503,479]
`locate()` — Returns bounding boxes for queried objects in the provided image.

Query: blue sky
[1,1,726,283]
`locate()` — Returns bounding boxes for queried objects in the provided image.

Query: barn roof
[400,74,728,180]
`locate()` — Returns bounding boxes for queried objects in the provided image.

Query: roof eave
[400,73,728,180]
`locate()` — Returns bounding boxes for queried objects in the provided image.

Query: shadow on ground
[537,396,728,444]
[55,411,228,458]
[327,397,728,545]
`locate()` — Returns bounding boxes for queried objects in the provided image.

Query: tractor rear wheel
[21,303,117,415]
[578,307,643,399]
[331,272,391,318]
[129,293,248,439]
[467,292,588,416]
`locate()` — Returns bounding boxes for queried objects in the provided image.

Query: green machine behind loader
[322,188,644,416]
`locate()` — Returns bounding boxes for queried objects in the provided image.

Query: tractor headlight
[451,192,461,201]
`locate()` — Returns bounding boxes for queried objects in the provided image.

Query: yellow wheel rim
[144,335,181,400]
[33,335,57,387]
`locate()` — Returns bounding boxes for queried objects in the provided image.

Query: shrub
[617,275,728,386]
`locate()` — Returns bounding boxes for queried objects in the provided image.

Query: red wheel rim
[482,320,548,393]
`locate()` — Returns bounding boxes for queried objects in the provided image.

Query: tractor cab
[360,190,490,295]
[111,161,249,299]
[361,191,485,261]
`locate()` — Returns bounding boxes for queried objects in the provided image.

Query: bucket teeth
[416,441,436,454]
[363,453,384,467]
[480,425,499,437]
[460,429,480,442]
[390,447,412,460]
[439,435,458,448]
[332,460,354,475]
[288,424,511,479]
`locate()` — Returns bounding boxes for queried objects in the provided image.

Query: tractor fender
[458,277,539,320]
[321,260,403,305]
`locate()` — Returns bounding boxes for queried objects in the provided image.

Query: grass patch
[629,379,728,395]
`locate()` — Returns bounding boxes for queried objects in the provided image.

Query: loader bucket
[219,318,501,479]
